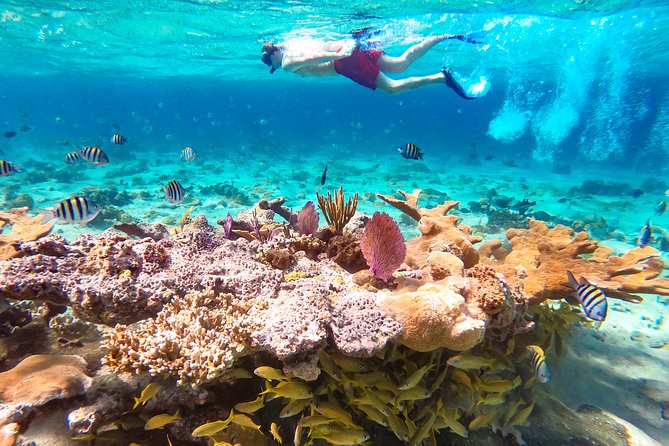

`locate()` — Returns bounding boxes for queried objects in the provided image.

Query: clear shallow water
[1,2,669,443]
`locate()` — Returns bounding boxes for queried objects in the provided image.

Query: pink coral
[359,212,406,282]
[297,201,319,235]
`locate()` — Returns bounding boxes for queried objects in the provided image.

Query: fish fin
[563,270,579,290]
[12,164,21,172]
[36,208,55,223]
[565,294,579,306]
[132,397,141,410]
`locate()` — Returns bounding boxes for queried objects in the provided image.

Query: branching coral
[479,219,669,304]
[377,189,482,268]
[0,207,53,260]
[316,186,359,234]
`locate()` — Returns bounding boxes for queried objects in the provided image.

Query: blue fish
[527,345,550,384]
[638,219,652,248]
[564,271,608,321]
[397,143,424,160]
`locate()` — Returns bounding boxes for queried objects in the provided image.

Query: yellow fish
[144,409,181,430]
[409,410,438,445]
[227,412,262,433]
[297,415,336,428]
[476,376,522,393]
[192,420,230,437]
[261,381,313,401]
[468,409,499,430]
[447,353,497,370]
[234,395,265,414]
[279,398,311,418]
[354,404,388,427]
[399,364,434,390]
[312,400,354,426]
[450,369,473,390]
[507,401,535,427]
[396,386,432,404]
[133,382,161,409]
[253,366,287,381]
[329,352,371,373]
[476,393,506,406]
[317,349,342,381]
[225,368,253,379]
[501,398,526,427]
[270,422,283,444]
[311,427,370,445]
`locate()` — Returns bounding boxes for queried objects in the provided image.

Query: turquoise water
[2,1,669,444]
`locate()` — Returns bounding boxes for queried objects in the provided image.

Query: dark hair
[261,42,281,73]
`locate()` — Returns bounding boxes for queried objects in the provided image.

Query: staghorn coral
[0,207,53,261]
[377,189,482,268]
[479,219,669,304]
[316,186,359,234]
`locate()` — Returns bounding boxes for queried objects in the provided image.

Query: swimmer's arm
[282,51,349,71]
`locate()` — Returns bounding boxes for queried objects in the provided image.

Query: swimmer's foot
[441,67,477,100]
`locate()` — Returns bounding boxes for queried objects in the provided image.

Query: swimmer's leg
[378,35,454,73]
[441,67,477,100]
[375,71,445,94]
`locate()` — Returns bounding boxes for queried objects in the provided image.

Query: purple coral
[297,201,319,236]
[222,212,233,239]
[359,212,406,282]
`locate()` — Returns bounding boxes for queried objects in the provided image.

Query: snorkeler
[261,29,488,98]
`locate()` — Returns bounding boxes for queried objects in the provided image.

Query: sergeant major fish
[65,152,82,164]
[80,146,109,166]
[111,133,127,144]
[37,196,101,225]
[180,146,195,162]
[563,270,608,321]
[655,200,667,216]
[527,345,550,383]
[164,180,185,204]
[398,143,424,160]
[0,160,20,176]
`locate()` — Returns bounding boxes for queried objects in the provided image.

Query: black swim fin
[441,67,477,100]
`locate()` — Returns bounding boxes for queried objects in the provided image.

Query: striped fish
[65,152,82,164]
[0,160,20,176]
[638,219,652,248]
[180,146,195,162]
[527,345,550,383]
[111,134,127,145]
[164,180,185,204]
[397,143,424,160]
[79,146,109,166]
[37,196,101,225]
[564,270,608,321]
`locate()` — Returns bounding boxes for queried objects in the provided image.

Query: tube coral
[359,212,406,282]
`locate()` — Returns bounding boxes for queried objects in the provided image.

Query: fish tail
[36,208,55,223]
[564,270,579,290]
[132,397,141,410]
[13,164,21,172]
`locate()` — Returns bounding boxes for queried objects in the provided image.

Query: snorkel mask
[261,43,279,74]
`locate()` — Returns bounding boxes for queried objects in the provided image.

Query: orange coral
[0,208,53,261]
[479,219,669,304]
[376,189,482,268]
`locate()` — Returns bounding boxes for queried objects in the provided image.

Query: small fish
[468,409,499,430]
[37,196,101,225]
[312,401,354,426]
[396,386,432,404]
[20,125,31,132]
[234,395,265,414]
[191,420,230,437]
[484,154,494,161]
[527,345,550,383]
[180,146,195,162]
[164,180,186,204]
[502,159,518,168]
[225,367,253,379]
[329,351,370,373]
[564,271,608,321]
[132,382,162,409]
[447,353,497,370]
[557,198,569,203]
[310,427,370,445]
[397,143,424,160]
[320,164,327,185]
[0,160,20,176]
[631,188,644,199]
[506,401,534,427]
[253,366,287,381]
[279,398,311,418]
[477,393,506,406]
[65,152,82,164]
[270,422,283,444]
[111,133,127,144]
[260,381,313,401]
[399,364,433,390]
[476,376,522,393]
[4,131,16,138]
[638,219,652,248]
[227,412,262,432]
[656,200,668,216]
[80,146,109,166]
[144,408,181,430]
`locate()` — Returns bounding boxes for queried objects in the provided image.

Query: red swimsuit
[334,47,385,90]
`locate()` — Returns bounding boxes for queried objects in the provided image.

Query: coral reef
[316,186,359,234]
[0,208,53,261]
[377,189,482,268]
[0,354,92,425]
[479,219,669,304]
[359,212,406,282]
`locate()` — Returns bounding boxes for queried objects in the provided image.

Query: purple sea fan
[223,212,233,239]
[359,212,406,282]
[297,201,319,235]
